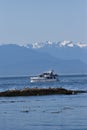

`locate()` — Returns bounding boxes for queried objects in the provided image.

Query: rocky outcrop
[0,88,86,97]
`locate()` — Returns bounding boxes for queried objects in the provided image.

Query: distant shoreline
[0,73,87,79]
[0,88,86,97]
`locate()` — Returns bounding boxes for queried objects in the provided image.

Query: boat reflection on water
[30,70,59,83]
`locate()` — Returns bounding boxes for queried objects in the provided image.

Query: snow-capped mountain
[20,40,87,64]
[25,40,87,65]
[0,42,87,76]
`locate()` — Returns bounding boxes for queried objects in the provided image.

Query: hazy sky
[0,0,87,44]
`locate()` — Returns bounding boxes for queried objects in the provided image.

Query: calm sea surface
[0,75,87,130]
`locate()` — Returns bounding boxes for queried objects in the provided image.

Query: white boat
[30,70,59,83]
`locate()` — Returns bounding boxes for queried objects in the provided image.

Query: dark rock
[0,88,86,97]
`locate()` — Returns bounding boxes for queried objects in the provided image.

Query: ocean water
[0,75,87,130]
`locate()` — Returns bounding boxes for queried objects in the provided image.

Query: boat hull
[30,77,58,83]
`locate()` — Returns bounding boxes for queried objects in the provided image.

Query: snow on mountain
[1,40,86,49]
[59,41,74,47]
[76,42,87,48]
[27,40,87,49]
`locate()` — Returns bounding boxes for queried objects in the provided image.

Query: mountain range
[0,41,87,76]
